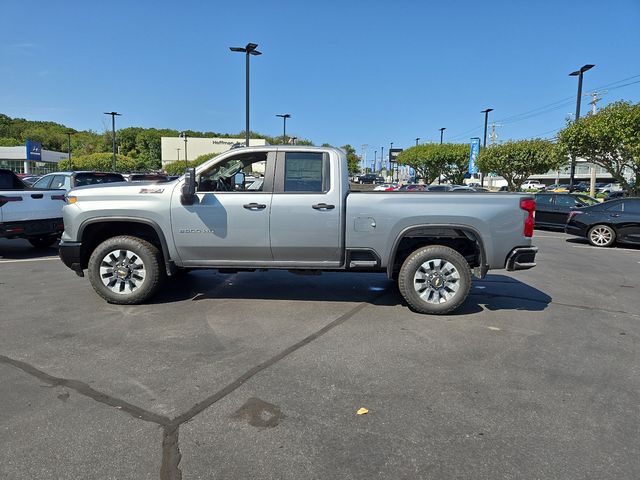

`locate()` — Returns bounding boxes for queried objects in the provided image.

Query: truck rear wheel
[398,245,471,314]
[88,235,165,305]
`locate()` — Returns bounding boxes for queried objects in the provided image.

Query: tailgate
[0,190,66,222]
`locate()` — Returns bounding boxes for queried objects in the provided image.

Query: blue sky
[1,0,639,159]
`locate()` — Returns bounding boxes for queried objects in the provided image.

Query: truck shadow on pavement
[151,271,551,315]
[0,238,60,260]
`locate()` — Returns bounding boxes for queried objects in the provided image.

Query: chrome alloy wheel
[589,226,614,247]
[413,258,461,304]
[99,249,146,294]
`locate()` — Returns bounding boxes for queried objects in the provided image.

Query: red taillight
[520,198,535,237]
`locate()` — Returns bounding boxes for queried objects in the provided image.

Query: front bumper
[505,246,538,271]
[59,240,84,277]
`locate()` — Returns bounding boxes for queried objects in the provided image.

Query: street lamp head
[179,132,188,138]
[439,127,446,131]
[103,111,121,116]
[481,108,493,114]
[570,64,595,76]
[230,47,246,52]
[276,114,291,119]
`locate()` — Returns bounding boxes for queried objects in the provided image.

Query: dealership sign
[26,139,42,161]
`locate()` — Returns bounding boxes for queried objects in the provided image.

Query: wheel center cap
[116,268,129,279]
[433,277,443,288]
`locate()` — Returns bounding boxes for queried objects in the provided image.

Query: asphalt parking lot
[1,233,639,480]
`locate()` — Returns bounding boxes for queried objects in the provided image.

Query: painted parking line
[0,257,60,264]
[571,245,640,253]
[534,234,569,239]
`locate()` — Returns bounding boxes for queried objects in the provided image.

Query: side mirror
[181,167,196,205]
[234,172,245,190]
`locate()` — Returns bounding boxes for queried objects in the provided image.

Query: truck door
[170,151,275,265]
[269,150,343,266]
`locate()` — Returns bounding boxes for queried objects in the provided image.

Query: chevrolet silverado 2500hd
[58,146,537,314]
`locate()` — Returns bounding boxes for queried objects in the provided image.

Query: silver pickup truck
[59,146,537,314]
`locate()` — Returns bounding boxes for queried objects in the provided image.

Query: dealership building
[0,140,68,174]
[161,137,268,168]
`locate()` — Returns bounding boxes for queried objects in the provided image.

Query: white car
[521,180,545,190]
[599,183,622,194]
[373,183,397,191]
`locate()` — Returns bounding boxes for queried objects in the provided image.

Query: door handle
[31,193,44,199]
[312,203,335,210]
[610,213,621,218]
[243,203,266,210]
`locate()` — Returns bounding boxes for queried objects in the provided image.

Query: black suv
[356,173,384,184]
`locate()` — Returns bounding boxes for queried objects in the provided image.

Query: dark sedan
[565,197,640,247]
[534,193,599,229]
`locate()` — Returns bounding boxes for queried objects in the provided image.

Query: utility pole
[381,146,385,173]
[439,127,446,144]
[361,144,368,172]
[489,123,502,145]
[588,91,605,114]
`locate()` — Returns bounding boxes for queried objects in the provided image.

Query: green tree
[397,143,469,184]
[58,153,137,172]
[163,152,221,175]
[476,139,562,191]
[557,101,640,195]
[340,144,361,174]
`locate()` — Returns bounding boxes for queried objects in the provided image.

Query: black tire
[398,245,472,315]
[28,236,58,249]
[587,224,616,247]
[87,235,165,305]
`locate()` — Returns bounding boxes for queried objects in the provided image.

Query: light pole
[415,137,420,146]
[291,136,297,145]
[229,43,262,147]
[568,64,595,191]
[439,127,446,144]
[176,147,181,167]
[381,146,385,174]
[103,111,121,171]
[480,109,493,186]
[66,130,75,170]
[276,113,291,144]
[373,150,377,173]
[179,132,188,168]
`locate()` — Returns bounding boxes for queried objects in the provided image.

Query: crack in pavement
[0,293,383,480]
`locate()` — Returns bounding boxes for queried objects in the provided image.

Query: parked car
[604,190,628,201]
[544,183,570,192]
[32,171,126,191]
[373,183,397,191]
[128,173,170,183]
[20,175,42,186]
[426,184,455,192]
[565,197,640,247]
[599,183,622,194]
[356,173,384,184]
[521,180,545,190]
[396,184,427,191]
[534,192,599,229]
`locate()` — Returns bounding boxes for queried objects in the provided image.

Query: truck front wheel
[398,245,471,314]
[88,235,165,305]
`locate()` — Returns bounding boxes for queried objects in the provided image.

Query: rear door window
[282,152,328,193]
[536,194,553,205]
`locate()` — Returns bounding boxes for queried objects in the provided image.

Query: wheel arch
[386,224,487,280]
[77,217,174,274]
